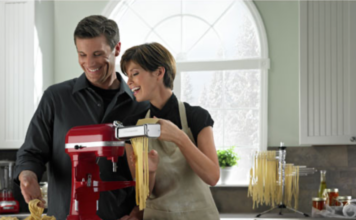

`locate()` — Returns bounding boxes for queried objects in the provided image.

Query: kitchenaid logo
[123,128,141,133]
[3,207,14,210]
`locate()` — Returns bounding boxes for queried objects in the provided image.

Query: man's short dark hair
[74,15,120,50]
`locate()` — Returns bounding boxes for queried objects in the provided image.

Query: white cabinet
[0,0,35,149]
[300,1,356,145]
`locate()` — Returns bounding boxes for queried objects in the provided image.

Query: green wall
[254,1,300,146]
[52,1,302,147]
[54,1,109,84]
[35,0,55,91]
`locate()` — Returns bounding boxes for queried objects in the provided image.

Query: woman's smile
[131,86,141,96]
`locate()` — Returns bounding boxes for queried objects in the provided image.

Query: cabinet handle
[350,137,356,142]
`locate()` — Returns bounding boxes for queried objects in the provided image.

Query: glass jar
[318,170,327,198]
[326,188,339,206]
[312,197,326,210]
[39,182,48,208]
[337,196,352,206]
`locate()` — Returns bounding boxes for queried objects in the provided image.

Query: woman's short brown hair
[120,42,176,89]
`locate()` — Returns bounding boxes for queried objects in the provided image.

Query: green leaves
[217,146,239,168]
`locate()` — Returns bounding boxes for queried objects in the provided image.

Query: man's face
[76,35,120,88]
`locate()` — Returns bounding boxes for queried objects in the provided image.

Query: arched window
[103,0,269,185]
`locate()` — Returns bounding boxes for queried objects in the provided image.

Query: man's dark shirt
[14,73,149,220]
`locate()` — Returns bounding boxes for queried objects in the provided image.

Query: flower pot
[220,166,233,184]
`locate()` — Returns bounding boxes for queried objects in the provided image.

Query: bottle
[318,170,327,198]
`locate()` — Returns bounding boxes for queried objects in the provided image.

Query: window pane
[181,70,260,148]
[183,0,235,24]
[131,1,181,25]
[215,1,261,58]
[113,0,261,62]
[225,70,260,109]
[186,28,222,61]
[147,17,181,54]
[182,16,212,59]
[224,110,259,147]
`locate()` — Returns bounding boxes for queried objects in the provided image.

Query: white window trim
[103,0,269,153]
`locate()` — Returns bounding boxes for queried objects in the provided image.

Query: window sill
[213,183,248,187]
[212,177,249,187]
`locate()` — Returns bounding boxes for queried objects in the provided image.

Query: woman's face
[126,61,160,102]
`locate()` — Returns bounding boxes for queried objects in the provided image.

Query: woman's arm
[157,119,220,186]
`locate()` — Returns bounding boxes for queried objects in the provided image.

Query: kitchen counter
[219,213,347,219]
[0,213,30,220]
[0,213,348,220]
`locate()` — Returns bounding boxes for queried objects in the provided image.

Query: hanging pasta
[248,151,299,210]
[131,136,149,210]
[131,118,159,210]
[23,199,55,220]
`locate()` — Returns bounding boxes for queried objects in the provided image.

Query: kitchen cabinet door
[0,0,35,149]
[300,1,356,145]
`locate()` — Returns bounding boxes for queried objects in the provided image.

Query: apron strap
[145,109,151,118]
[178,100,189,131]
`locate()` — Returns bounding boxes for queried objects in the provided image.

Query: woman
[121,42,220,220]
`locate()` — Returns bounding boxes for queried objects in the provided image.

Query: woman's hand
[126,144,159,194]
[154,117,184,144]
[148,149,159,173]
[129,149,159,173]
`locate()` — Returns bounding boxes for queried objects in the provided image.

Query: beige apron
[144,100,220,220]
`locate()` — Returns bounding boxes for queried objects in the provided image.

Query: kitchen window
[104,0,269,186]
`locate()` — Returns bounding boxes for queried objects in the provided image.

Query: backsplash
[211,145,356,215]
[2,146,356,214]
[0,150,17,161]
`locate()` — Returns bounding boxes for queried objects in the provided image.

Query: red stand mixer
[0,160,20,214]
[65,121,160,220]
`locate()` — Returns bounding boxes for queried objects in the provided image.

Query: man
[14,15,148,220]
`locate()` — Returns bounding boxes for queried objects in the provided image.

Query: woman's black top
[123,93,214,145]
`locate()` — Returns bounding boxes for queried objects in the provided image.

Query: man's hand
[18,170,45,208]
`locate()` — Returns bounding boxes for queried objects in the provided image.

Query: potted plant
[217,146,239,184]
